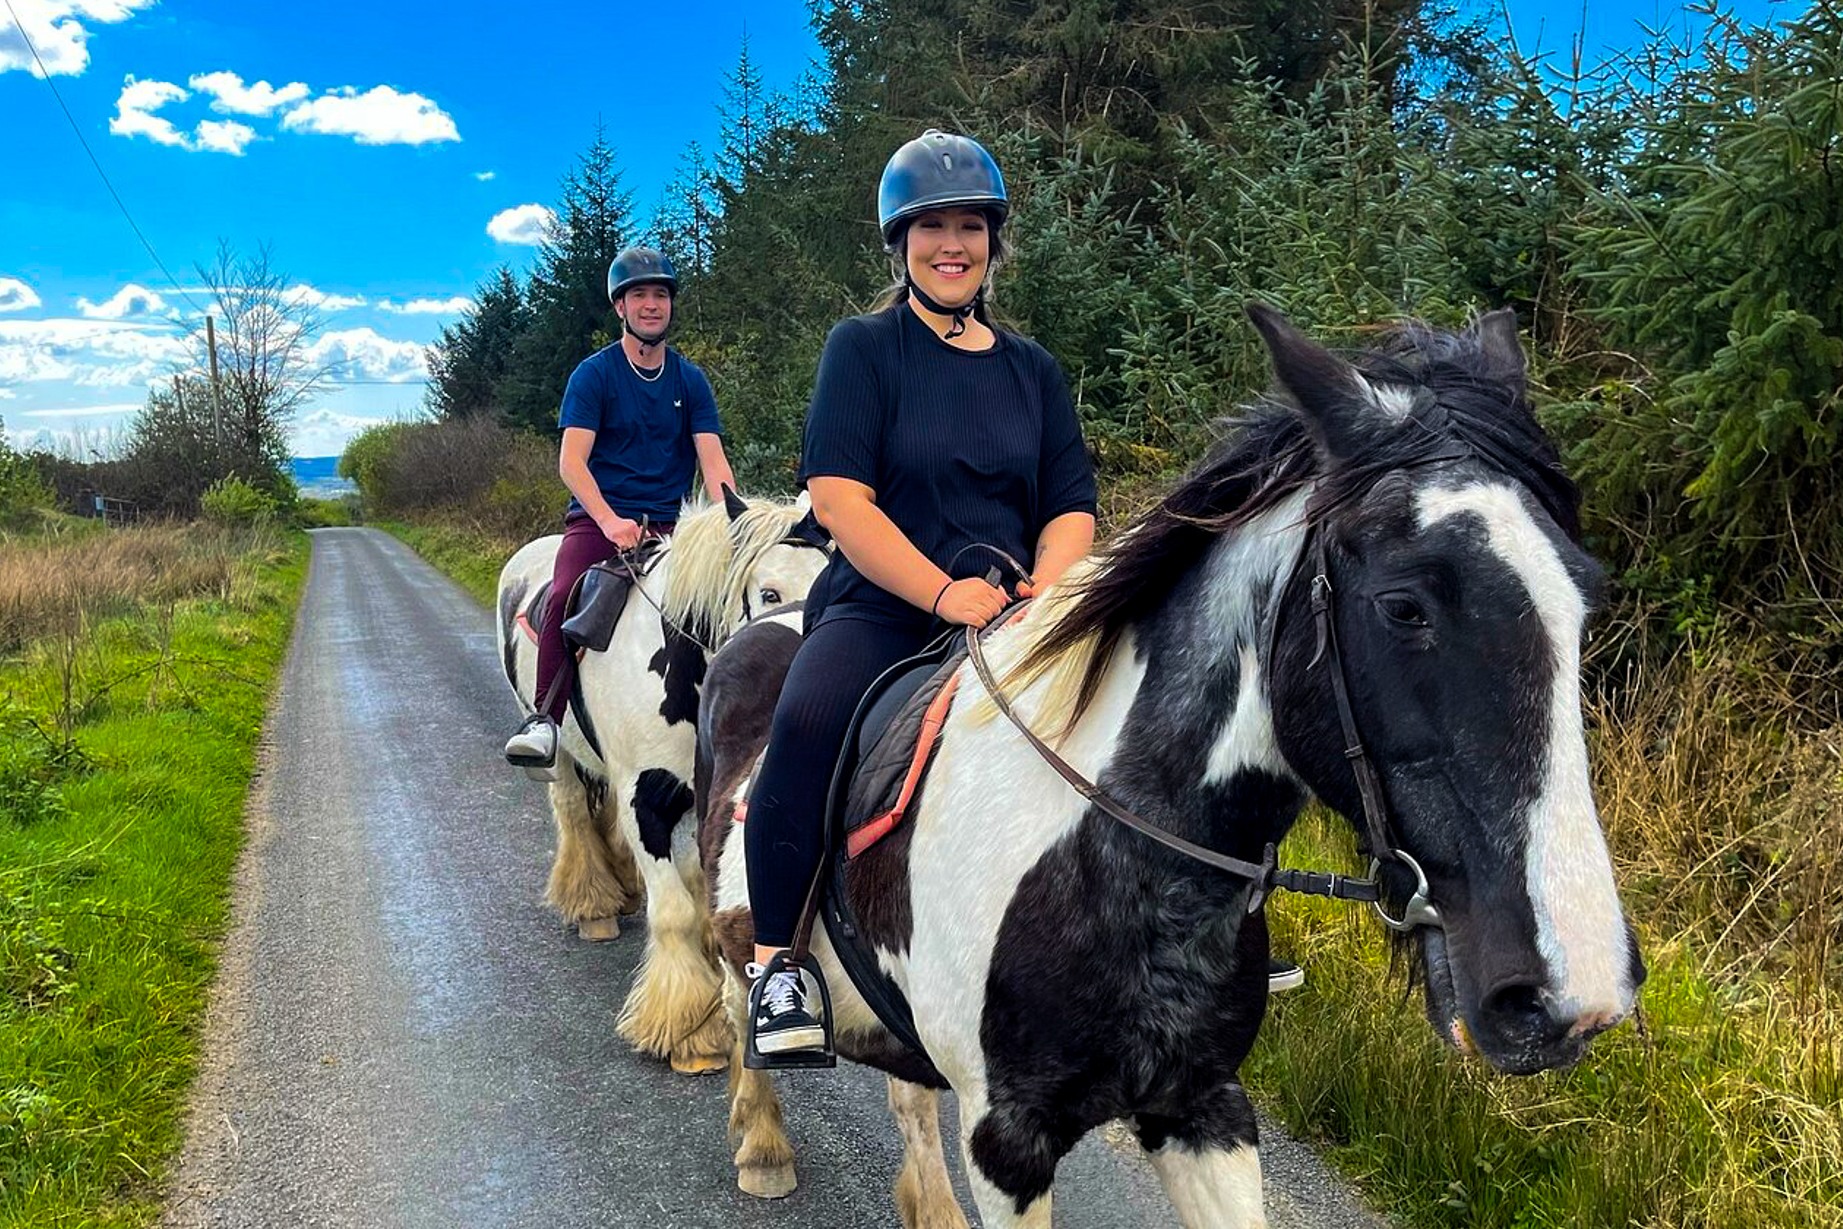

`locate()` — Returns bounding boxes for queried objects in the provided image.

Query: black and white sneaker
[1268,957,1305,993]
[504,714,559,780]
[746,962,826,1055]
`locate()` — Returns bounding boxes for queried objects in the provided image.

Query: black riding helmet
[607,246,678,302]
[876,129,1008,248]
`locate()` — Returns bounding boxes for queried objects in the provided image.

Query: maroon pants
[534,516,672,723]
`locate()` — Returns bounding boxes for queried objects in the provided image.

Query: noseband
[964,528,1443,932]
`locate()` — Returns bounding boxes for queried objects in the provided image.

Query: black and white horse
[497,493,828,1073]
[698,306,1644,1226]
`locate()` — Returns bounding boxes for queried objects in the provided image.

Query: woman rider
[503,247,737,777]
[742,130,1099,1059]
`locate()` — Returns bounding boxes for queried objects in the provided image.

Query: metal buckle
[1368,850,1443,933]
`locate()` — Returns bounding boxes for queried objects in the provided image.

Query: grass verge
[0,522,307,1227]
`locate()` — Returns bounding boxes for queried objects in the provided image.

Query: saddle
[521,537,665,655]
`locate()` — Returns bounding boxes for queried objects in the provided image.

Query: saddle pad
[835,603,1030,859]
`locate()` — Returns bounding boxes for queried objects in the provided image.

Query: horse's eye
[1376,593,1429,628]
[761,588,782,606]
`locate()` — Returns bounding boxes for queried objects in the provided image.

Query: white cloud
[188,69,308,115]
[376,296,472,316]
[282,284,365,312]
[289,406,407,457]
[14,402,141,419]
[110,75,191,147]
[0,317,188,388]
[76,282,165,319]
[473,170,495,181]
[307,327,427,382]
[280,85,459,146]
[487,203,553,246]
[1,1,157,78]
[194,118,258,155]
[0,277,42,312]
[109,75,259,154]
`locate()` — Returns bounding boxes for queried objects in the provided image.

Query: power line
[3,0,208,317]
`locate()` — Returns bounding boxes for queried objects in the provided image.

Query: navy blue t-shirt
[799,304,1096,628]
[558,344,722,521]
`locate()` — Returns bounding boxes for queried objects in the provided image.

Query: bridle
[963,528,1443,933]
[620,517,832,654]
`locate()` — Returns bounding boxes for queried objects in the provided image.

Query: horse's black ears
[722,484,749,521]
[790,509,831,548]
[1473,308,1527,388]
[1244,301,1367,462]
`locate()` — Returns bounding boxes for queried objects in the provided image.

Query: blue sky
[0,0,1800,459]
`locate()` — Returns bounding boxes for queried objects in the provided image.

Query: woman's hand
[597,512,642,550]
[933,577,1007,628]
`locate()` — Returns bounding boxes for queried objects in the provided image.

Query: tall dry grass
[0,522,279,655]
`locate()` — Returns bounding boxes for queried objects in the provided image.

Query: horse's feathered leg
[543,765,629,938]
[615,768,730,1073]
[1136,1087,1267,1228]
[888,1078,970,1229]
[723,970,797,1197]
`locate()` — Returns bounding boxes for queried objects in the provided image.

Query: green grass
[0,527,306,1227]
[1248,811,1842,1229]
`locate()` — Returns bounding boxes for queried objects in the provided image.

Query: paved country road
[160,527,1392,1229]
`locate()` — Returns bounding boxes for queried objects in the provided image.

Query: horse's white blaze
[1416,483,1631,1017]
[1148,1143,1266,1229]
[905,628,1148,1092]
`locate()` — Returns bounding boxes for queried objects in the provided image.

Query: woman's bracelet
[929,579,952,617]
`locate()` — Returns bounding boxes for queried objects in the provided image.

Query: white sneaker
[504,716,559,780]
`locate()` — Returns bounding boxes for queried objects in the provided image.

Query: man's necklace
[626,345,665,383]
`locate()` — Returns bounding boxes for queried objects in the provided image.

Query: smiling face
[617,282,673,345]
[903,206,991,310]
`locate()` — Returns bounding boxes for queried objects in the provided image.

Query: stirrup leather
[743,951,836,1070]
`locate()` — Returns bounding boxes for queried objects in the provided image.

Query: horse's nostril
[1480,981,1552,1034]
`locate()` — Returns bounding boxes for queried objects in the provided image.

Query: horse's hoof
[577,917,621,941]
[670,1050,729,1076]
[738,1164,796,1199]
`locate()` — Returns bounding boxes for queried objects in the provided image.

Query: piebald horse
[497,493,828,1073]
[696,306,1644,1227]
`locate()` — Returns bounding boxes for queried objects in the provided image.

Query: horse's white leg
[888,1078,970,1229]
[615,770,728,1074]
[542,766,628,938]
[958,1089,1054,1229]
[596,784,644,913]
[724,972,797,1198]
[1147,1143,1266,1229]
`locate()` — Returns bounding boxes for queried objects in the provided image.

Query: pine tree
[425,268,530,421]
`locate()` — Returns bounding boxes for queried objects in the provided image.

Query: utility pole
[205,314,224,445]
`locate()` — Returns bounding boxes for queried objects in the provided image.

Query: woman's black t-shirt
[799,303,1097,629]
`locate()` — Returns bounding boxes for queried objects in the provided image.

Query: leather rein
[963,532,1443,932]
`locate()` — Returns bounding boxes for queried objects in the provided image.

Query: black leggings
[745,615,934,948]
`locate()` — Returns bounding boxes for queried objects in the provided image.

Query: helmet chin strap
[905,275,981,341]
[621,314,669,356]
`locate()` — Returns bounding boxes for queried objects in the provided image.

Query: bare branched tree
[193,241,330,453]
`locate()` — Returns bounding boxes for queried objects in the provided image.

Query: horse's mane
[1008,318,1583,731]
[660,495,807,646]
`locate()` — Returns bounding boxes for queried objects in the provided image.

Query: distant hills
[291,456,354,498]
